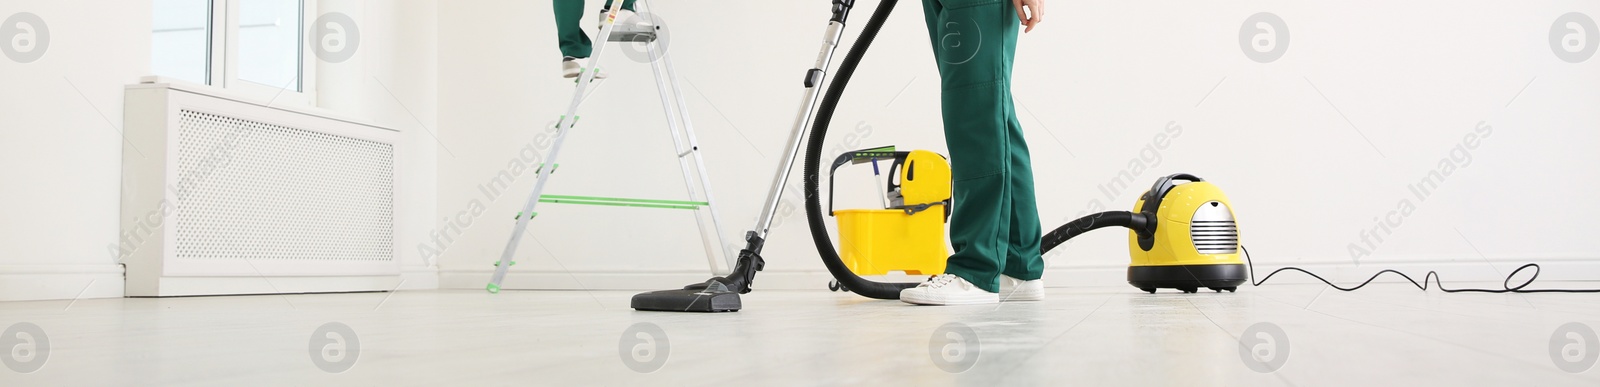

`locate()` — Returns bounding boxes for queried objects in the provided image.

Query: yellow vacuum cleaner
[1115,173,1247,293]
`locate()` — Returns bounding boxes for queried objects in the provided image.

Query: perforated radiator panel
[172,109,395,262]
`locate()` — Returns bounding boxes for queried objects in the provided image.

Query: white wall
[0,0,439,300]
[0,0,153,301]
[436,0,1600,290]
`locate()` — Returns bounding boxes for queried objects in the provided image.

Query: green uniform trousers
[922,0,1043,292]
[554,0,637,59]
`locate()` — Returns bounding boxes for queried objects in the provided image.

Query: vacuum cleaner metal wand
[752,13,851,242]
[721,0,859,292]
[630,1,861,312]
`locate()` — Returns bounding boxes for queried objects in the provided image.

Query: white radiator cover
[121,80,403,297]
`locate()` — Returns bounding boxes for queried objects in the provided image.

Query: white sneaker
[999,275,1045,302]
[901,274,999,305]
[561,57,607,79]
[599,9,653,28]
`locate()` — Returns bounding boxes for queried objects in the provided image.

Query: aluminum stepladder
[487,1,731,293]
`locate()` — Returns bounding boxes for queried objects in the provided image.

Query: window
[151,0,212,84]
[151,0,314,104]
[235,0,304,91]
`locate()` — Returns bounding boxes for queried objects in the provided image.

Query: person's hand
[1014,0,1042,33]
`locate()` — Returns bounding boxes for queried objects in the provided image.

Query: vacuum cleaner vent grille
[1191,202,1238,255]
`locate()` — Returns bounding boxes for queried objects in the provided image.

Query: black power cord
[1242,245,1600,293]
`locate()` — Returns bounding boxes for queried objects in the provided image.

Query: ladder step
[607,25,659,43]
[537,194,708,210]
[540,200,698,210]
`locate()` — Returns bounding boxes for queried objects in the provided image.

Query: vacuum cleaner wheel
[1128,264,1247,294]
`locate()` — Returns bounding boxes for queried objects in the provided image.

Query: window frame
[190,0,317,105]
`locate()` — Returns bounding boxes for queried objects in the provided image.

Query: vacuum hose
[1040,211,1152,254]
[804,0,909,300]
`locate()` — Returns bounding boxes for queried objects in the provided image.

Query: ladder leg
[659,51,733,273]
[645,32,729,276]
[638,0,732,275]
[488,7,629,292]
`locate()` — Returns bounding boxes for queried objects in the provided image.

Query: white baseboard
[440,258,1600,291]
[400,266,440,290]
[129,276,407,297]
[0,264,439,301]
[0,265,126,302]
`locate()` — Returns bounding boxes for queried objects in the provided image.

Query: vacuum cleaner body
[1125,177,1248,293]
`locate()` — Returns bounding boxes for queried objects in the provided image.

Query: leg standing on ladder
[554,0,649,78]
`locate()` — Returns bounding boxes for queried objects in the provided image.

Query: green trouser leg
[554,0,639,59]
[922,0,1043,292]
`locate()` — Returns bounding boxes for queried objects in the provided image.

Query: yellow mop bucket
[828,147,952,280]
[835,208,947,275]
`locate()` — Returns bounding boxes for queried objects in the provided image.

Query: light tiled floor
[1,284,1598,386]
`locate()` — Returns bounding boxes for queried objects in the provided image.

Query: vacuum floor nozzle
[630,280,743,312]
